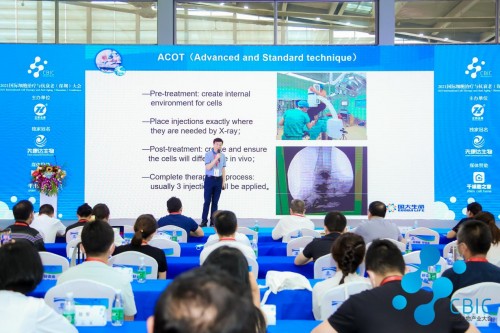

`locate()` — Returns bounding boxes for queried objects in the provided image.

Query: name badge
[213,168,220,177]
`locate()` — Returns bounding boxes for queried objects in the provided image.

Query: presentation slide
[0,45,498,221]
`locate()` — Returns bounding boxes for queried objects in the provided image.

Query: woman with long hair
[312,232,368,320]
[113,214,167,279]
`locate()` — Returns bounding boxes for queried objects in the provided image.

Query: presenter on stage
[201,138,226,227]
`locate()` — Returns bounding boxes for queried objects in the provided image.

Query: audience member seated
[92,203,124,246]
[57,220,137,320]
[474,211,500,266]
[0,241,77,333]
[204,210,251,247]
[446,202,482,239]
[272,199,315,241]
[442,220,500,294]
[312,239,477,333]
[148,266,266,333]
[30,204,66,243]
[7,199,45,251]
[295,211,346,266]
[65,203,92,235]
[199,210,256,264]
[157,197,204,238]
[113,214,167,279]
[203,246,260,307]
[354,201,403,244]
[311,232,367,320]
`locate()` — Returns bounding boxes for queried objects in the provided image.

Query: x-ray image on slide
[277,72,367,141]
[276,146,367,215]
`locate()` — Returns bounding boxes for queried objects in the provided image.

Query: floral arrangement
[31,164,66,196]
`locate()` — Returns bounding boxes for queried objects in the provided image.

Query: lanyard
[380,275,403,286]
[14,221,29,227]
[86,257,107,264]
[219,237,236,241]
[466,257,488,263]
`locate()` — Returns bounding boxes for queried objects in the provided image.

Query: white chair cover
[405,227,440,245]
[157,225,188,243]
[109,251,158,280]
[39,252,69,280]
[314,254,338,280]
[319,281,372,320]
[44,279,116,321]
[148,238,181,257]
[286,236,314,256]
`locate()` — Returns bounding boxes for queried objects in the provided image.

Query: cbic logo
[465,57,485,79]
[27,56,48,78]
[393,246,466,325]
[34,103,47,116]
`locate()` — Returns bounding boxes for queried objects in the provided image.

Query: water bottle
[171,230,178,242]
[406,238,413,254]
[446,252,454,267]
[428,265,437,281]
[297,229,303,238]
[420,269,429,284]
[251,239,258,257]
[137,257,147,283]
[63,292,75,325]
[253,220,259,233]
[413,220,419,229]
[111,290,124,326]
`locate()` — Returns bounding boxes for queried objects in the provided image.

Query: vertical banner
[0,45,85,219]
[434,45,500,218]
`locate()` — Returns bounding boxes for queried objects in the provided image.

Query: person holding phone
[201,138,226,227]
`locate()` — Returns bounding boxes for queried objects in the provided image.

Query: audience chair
[123,225,135,234]
[405,227,440,245]
[283,229,321,243]
[109,251,158,280]
[39,252,69,280]
[451,282,500,321]
[237,227,258,243]
[65,226,83,243]
[149,238,181,257]
[245,256,259,279]
[443,240,458,259]
[45,279,117,321]
[382,238,407,253]
[157,225,188,243]
[66,238,80,258]
[403,250,447,283]
[286,236,314,256]
[319,281,372,320]
[314,254,337,280]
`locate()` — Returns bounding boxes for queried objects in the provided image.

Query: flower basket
[31,164,66,196]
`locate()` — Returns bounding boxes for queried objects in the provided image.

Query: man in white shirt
[57,220,137,320]
[199,210,256,264]
[30,204,65,243]
[204,210,251,247]
[272,199,315,241]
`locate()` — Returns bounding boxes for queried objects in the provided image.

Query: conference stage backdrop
[0,45,498,221]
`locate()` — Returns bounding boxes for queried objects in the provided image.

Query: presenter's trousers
[202,176,223,224]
